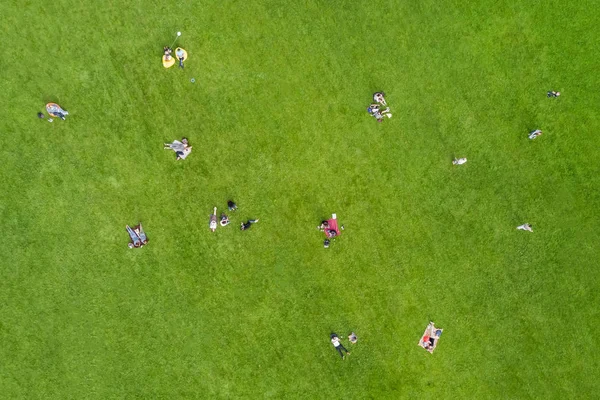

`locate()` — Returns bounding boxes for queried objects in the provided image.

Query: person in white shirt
[452,158,467,165]
[528,130,542,140]
[330,333,350,359]
[373,92,387,106]
[517,223,533,232]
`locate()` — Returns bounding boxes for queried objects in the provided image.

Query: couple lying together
[126,224,148,248]
[164,137,192,160]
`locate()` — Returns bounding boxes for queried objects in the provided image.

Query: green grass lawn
[1,0,599,398]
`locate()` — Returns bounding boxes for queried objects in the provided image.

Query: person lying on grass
[164,138,192,160]
[176,48,185,68]
[331,333,350,360]
[528,130,542,140]
[126,225,142,248]
[209,207,218,232]
[419,321,443,353]
[367,104,392,122]
[134,223,148,245]
[240,219,259,231]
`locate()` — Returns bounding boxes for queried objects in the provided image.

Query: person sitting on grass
[134,223,148,246]
[46,103,69,120]
[164,138,192,160]
[240,219,259,231]
[331,333,350,360]
[318,220,329,232]
[348,332,358,344]
[323,239,330,249]
[419,321,443,353]
[367,104,392,122]
[373,92,387,106]
[326,229,338,239]
[126,225,142,248]
[209,207,218,232]
[163,46,173,60]
[220,214,230,227]
[228,200,238,211]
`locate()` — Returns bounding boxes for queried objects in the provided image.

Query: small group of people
[330,332,357,360]
[208,201,259,232]
[367,92,392,122]
[126,223,148,248]
[164,137,192,160]
[419,322,443,353]
[163,46,187,69]
[318,214,343,248]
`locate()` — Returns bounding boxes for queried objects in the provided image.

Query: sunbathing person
[164,138,192,160]
[175,147,192,161]
[367,104,391,122]
[163,46,173,60]
[46,103,69,120]
[134,223,148,245]
[419,321,443,353]
[528,129,542,140]
[240,219,259,231]
[176,47,186,68]
[209,207,218,232]
[373,92,387,106]
[126,225,142,248]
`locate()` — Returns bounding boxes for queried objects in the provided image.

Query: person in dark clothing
[547,91,560,98]
[323,239,330,249]
[330,333,350,359]
[228,200,238,211]
[240,219,259,230]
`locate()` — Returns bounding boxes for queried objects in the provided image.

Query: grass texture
[1,0,599,398]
